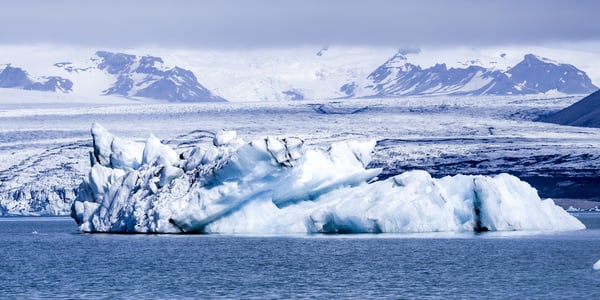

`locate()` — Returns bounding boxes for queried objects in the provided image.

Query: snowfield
[1,90,600,224]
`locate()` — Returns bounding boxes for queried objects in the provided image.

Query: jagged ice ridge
[71,124,584,233]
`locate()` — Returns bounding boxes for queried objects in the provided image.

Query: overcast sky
[1,0,599,49]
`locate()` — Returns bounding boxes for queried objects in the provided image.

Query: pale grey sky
[1,0,598,48]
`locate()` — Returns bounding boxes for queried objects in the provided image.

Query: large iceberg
[71,124,585,233]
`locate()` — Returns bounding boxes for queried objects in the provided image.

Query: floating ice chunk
[594,260,600,270]
[565,206,582,212]
[71,126,585,234]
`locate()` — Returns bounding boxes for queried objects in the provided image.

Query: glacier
[71,124,585,234]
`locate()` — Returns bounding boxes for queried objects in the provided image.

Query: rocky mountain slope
[539,89,600,127]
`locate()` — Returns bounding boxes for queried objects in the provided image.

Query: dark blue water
[2,215,600,299]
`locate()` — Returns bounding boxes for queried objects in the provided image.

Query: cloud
[1,0,598,48]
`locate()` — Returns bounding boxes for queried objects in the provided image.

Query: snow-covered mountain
[342,53,598,97]
[0,64,72,93]
[539,89,600,127]
[2,46,598,102]
[1,50,226,103]
[57,51,226,102]
[507,54,597,94]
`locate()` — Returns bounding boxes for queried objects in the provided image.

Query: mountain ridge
[539,89,600,127]
[85,51,227,102]
[0,49,596,102]
[0,64,73,93]
[341,53,597,98]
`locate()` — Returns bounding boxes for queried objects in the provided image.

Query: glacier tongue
[71,124,585,234]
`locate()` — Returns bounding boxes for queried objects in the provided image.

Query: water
[2,215,600,299]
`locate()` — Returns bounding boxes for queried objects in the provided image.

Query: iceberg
[71,124,585,233]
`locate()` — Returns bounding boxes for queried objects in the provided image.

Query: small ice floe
[593,260,600,271]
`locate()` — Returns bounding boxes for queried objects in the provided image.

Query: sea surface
[1,214,600,299]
